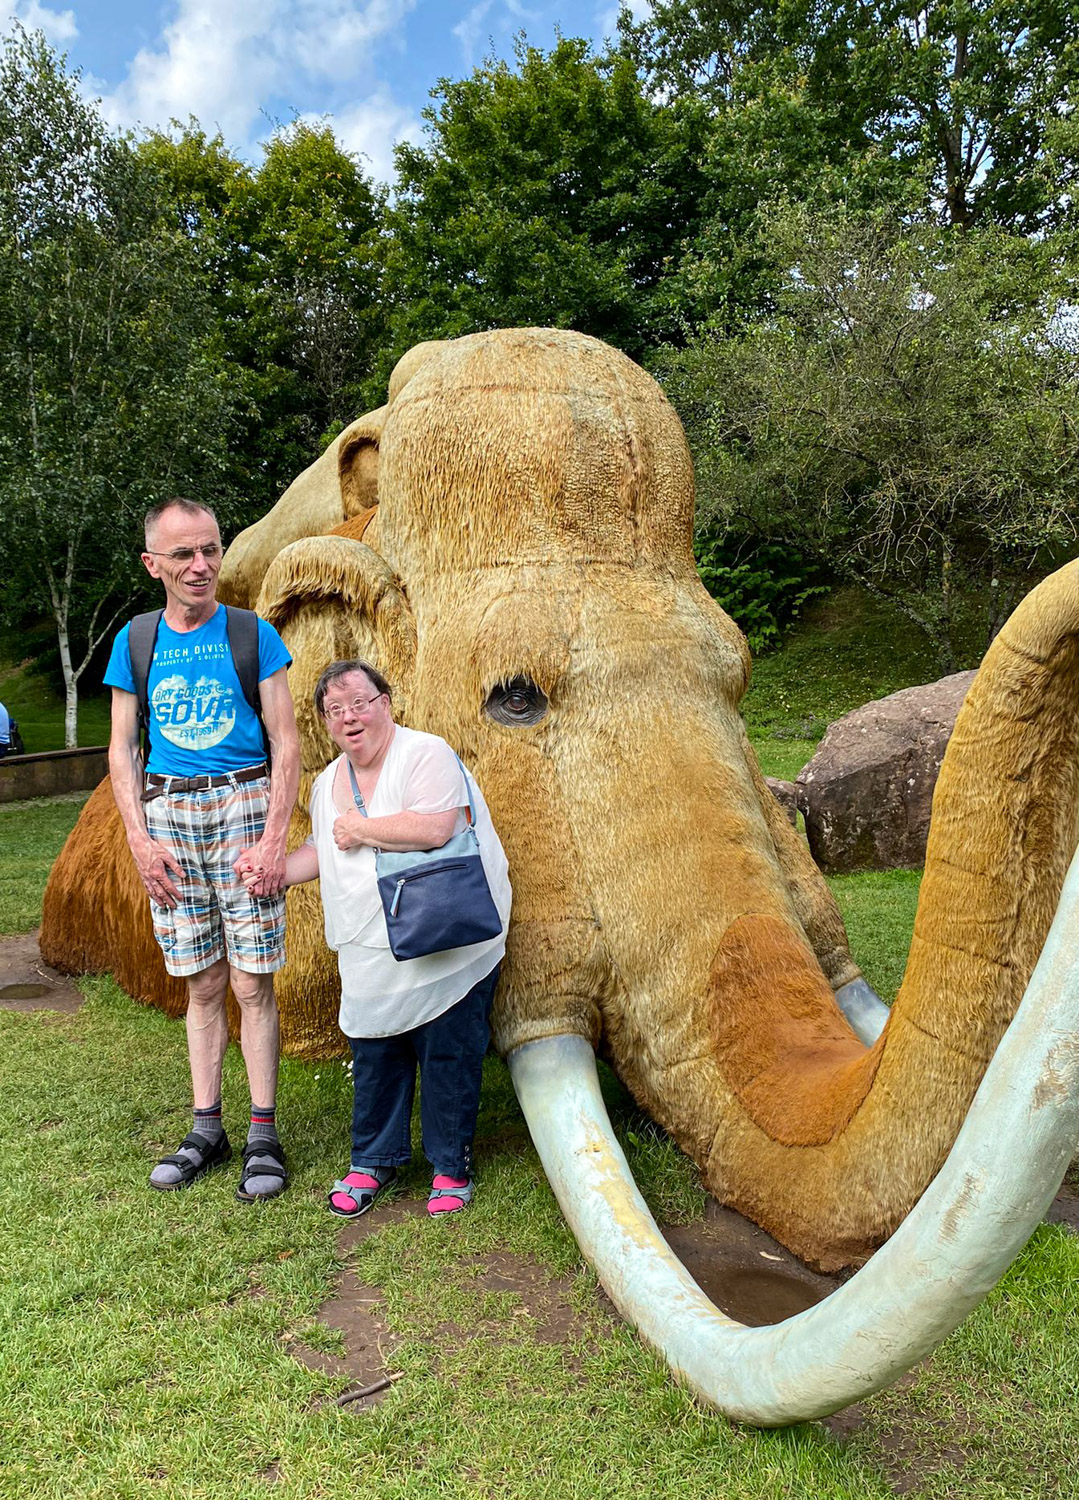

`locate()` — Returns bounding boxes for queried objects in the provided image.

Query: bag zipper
[389,862,468,916]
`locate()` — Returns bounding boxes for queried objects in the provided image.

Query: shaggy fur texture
[40,327,1079,1267]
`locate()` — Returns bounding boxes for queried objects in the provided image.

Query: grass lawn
[3,790,1078,1500]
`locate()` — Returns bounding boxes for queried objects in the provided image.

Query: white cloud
[3,0,78,45]
[97,0,416,154]
[98,0,283,142]
[291,0,415,82]
[453,0,494,69]
[311,89,424,185]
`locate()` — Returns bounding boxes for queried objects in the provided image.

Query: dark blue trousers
[347,963,500,1181]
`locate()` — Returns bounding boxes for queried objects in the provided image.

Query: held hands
[235,838,286,898]
[133,837,185,909]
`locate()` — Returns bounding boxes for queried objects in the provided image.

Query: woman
[268,658,511,1218]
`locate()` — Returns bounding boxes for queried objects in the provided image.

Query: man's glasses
[145,543,222,563]
[323,693,385,722]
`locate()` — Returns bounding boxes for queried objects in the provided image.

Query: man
[105,497,299,1198]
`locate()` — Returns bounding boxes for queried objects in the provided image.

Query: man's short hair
[144,497,219,548]
[314,659,393,716]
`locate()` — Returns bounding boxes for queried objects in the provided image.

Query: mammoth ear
[255,534,416,773]
[338,407,383,518]
[219,404,387,610]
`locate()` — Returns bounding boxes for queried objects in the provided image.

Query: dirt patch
[823,1374,979,1496]
[289,1267,398,1407]
[450,1252,585,1346]
[335,1195,428,1251]
[0,931,83,1013]
[1045,1182,1079,1234]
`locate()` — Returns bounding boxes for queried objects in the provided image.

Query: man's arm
[108,687,185,907]
[235,666,299,896]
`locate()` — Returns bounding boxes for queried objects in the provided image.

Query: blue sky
[3,0,647,184]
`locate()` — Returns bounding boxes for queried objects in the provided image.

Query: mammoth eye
[484,675,549,727]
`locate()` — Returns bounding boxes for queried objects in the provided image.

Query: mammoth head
[238,328,1079,1425]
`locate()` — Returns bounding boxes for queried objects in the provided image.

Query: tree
[0,29,235,745]
[624,0,1079,232]
[657,206,1079,672]
[141,121,388,517]
[382,36,710,370]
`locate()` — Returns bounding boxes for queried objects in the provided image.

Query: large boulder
[796,671,977,874]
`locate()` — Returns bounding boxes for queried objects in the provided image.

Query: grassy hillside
[0,656,110,754]
[744,587,980,780]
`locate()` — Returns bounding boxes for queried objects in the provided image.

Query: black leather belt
[141,763,268,803]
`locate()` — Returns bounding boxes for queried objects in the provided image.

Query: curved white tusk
[834,975,890,1044]
[508,844,1079,1427]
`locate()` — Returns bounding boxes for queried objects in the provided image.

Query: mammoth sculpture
[42,328,1079,1426]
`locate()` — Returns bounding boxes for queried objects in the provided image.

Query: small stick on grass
[336,1371,403,1406]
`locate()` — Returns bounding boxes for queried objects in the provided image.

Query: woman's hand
[332,812,369,851]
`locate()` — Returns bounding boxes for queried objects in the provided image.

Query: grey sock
[150,1104,224,1188]
[241,1108,284,1197]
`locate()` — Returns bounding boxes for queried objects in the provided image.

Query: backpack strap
[128,609,164,752]
[224,605,269,760]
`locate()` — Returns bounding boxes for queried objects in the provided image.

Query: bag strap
[346,749,477,826]
[128,609,164,751]
[223,605,268,760]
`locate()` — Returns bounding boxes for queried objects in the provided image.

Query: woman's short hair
[314,659,393,715]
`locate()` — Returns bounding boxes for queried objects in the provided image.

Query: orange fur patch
[708,914,880,1146]
[328,508,377,543]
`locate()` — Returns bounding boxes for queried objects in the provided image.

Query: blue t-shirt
[0,702,10,746]
[104,606,291,776]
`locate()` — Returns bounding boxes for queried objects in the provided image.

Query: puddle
[658,1202,842,1328]
[0,933,84,1013]
[702,1264,828,1325]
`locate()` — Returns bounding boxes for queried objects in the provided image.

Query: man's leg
[231,967,286,1199]
[187,957,231,1103]
[230,968,279,1107]
[149,957,233,1189]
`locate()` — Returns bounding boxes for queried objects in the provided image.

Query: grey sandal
[327,1167,397,1219]
[427,1178,473,1214]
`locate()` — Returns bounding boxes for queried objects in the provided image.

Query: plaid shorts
[144,775,286,977]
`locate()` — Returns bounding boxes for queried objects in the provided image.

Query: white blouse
[308,724,511,1038]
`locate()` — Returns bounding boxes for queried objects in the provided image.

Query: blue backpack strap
[224,605,268,759]
[127,609,164,750]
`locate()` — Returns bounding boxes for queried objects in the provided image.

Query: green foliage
[140,119,387,519]
[382,36,710,371]
[0,29,236,745]
[660,205,1079,671]
[623,0,1079,234]
[695,533,829,652]
[742,585,975,742]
